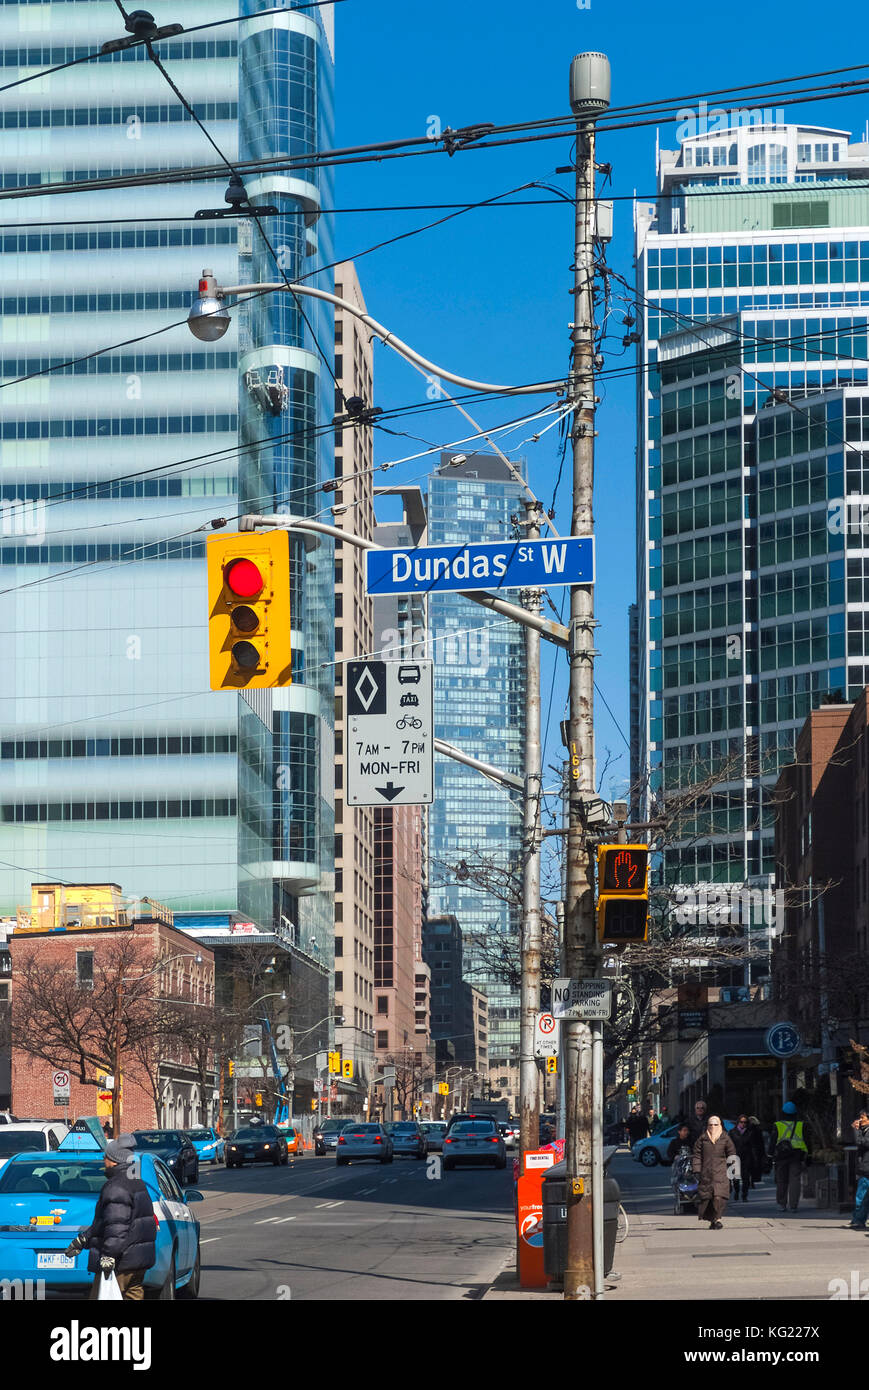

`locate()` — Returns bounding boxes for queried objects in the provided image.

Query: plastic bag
[97,1269,124,1301]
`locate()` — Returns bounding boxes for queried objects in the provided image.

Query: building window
[376,996,388,1014]
[335,972,343,991]
[376,1030,389,1049]
[76,951,94,990]
[335,937,343,957]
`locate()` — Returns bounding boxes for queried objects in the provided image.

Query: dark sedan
[131,1129,199,1186]
[386,1121,427,1159]
[225,1125,288,1168]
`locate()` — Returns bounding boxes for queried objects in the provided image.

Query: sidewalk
[483,1158,866,1301]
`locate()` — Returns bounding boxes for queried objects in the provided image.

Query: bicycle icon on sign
[396,715,422,730]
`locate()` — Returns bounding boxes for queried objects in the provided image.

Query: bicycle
[615,1202,629,1243]
[396,715,422,730]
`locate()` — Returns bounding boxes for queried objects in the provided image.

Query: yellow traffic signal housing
[342,1059,354,1079]
[207,530,292,690]
[328,1050,341,1074]
[546,1056,557,1074]
[596,843,649,942]
[227,1060,235,1078]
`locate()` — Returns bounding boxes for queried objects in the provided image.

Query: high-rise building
[634,121,869,906]
[332,261,376,1099]
[426,453,525,1090]
[0,0,336,1011]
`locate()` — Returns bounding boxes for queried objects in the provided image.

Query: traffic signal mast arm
[238,514,569,648]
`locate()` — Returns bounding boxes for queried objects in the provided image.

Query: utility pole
[519,499,544,1167]
[562,51,610,1301]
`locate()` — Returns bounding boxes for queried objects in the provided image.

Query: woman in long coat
[692,1115,736,1229]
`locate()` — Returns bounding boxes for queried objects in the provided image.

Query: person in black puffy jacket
[64,1134,156,1301]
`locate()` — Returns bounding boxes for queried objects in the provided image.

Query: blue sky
[331,0,869,797]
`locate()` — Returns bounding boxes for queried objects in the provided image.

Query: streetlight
[113,950,204,1138]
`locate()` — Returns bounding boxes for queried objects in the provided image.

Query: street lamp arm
[215,281,567,398]
[434,739,523,792]
[239,515,570,649]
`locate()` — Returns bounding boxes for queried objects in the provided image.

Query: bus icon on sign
[398,665,421,684]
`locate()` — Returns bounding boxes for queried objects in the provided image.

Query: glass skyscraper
[426,453,525,1089]
[0,0,335,967]
[634,121,869,896]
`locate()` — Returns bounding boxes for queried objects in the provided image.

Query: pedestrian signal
[596,843,649,942]
[207,530,292,690]
[328,1051,341,1073]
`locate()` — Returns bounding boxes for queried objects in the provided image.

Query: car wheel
[639,1147,659,1168]
[495,1158,507,1170]
[191,1164,199,1185]
[179,1247,200,1300]
[272,1155,280,1166]
[336,1157,347,1167]
[158,1253,177,1301]
[443,1159,454,1172]
[380,1154,390,1164]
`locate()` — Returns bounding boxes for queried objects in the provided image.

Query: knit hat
[104,1134,137,1166]
[782,1101,797,1115]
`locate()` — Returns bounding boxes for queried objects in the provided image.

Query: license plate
[37,1253,74,1269]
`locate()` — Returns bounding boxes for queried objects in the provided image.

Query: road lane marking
[200,1238,221,1244]
[277,1216,297,1223]
[255,1217,283,1224]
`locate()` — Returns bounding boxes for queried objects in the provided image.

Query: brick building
[774,692,869,1102]
[9,883,215,1130]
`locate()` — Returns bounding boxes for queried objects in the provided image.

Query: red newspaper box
[516,1148,557,1288]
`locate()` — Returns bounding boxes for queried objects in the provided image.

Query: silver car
[443,1118,507,1171]
[336,1122,394,1166]
[421,1121,447,1153]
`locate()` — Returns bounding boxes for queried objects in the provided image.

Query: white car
[630,1119,735,1167]
[0,1122,68,1170]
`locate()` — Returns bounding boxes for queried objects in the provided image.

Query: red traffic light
[225,557,264,598]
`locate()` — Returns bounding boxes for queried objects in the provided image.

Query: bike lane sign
[346,660,434,807]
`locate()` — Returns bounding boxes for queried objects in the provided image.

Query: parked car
[0,1149,202,1299]
[131,1130,199,1185]
[385,1121,427,1159]
[335,1123,393,1166]
[0,1113,21,1125]
[186,1127,224,1165]
[420,1121,447,1153]
[224,1125,288,1168]
[0,1123,69,1172]
[443,1118,507,1171]
[630,1119,735,1168]
[282,1127,301,1156]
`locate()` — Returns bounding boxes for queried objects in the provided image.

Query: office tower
[635,121,869,904]
[426,453,525,1097]
[332,261,376,1098]
[0,0,336,1018]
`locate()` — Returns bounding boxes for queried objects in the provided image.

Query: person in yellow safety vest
[770,1101,810,1213]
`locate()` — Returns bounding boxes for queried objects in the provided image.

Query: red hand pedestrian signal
[598,845,648,894]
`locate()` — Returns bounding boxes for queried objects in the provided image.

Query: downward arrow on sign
[376,782,404,801]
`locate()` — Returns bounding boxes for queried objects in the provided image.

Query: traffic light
[650,1058,658,1077]
[596,843,649,942]
[546,1056,557,1074]
[255,1093,263,1107]
[228,1060,235,1078]
[311,1099,317,1111]
[207,531,292,690]
[438,1082,449,1096]
[342,1059,354,1079]
[328,1051,341,1074]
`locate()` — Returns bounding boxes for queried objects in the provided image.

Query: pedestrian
[692,1115,736,1230]
[729,1114,762,1201]
[770,1100,810,1213]
[687,1098,709,1144]
[666,1123,693,1163]
[63,1135,156,1300]
[626,1106,650,1145]
[847,1111,869,1230]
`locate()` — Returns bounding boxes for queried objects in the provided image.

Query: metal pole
[591,1019,604,1298]
[519,500,544,1170]
[563,66,604,1300]
[233,1068,238,1130]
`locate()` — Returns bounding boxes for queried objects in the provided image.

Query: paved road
[192,1150,514,1300]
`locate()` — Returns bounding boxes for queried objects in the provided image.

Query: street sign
[365,536,595,597]
[765,1021,802,1059]
[52,1069,70,1108]
[346,659,433,807]
[534,1012,559,1058]
[551,978,612,1021]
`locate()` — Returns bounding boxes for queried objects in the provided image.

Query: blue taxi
[0,1119,203,1299]
[186,1126,225,1165]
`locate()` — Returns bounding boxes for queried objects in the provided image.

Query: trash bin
[542,1160,620,1287]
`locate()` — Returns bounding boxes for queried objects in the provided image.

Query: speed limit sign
[534,1013,559,1057]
